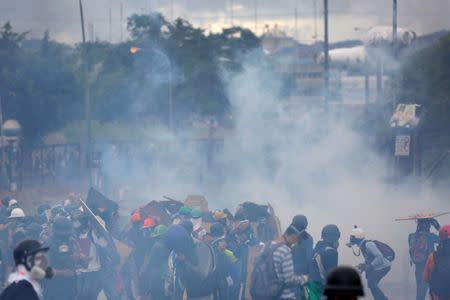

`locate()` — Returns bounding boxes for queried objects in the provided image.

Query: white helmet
[8,199,18,207]
[9,208,25,219]
[350,227,366,240]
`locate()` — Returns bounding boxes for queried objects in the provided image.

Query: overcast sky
[1,0,449,44]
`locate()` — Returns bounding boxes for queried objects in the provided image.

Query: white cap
[8,199,18,207]
[350,227,366,240]
[9,208,25,218]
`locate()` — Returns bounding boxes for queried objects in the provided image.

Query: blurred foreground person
[409,218,439,300]
[1,240,53,300]
[347,227,392,300]
[424,225,450,300]
[323,266,364,300]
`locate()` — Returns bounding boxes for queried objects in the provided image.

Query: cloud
[1,0,448,43]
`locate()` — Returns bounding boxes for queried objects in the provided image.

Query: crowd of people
[0,194,448,300]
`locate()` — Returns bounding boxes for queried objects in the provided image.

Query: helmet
[178,206,192,217]
[130,209,142,223]
[190,208,203,219]
[210,222,225,238]
[292,215,308,231]
[350,227,366,240]
[322,224,341,241]
[324,266,364,296]
[439,225,450,241]
[213,210,227,221]
[142,217,156,229]
[8,199,18,208]
[53,216,73,235]
[9,208,25,219]
[151,225,167,238]
[13,239,49,268]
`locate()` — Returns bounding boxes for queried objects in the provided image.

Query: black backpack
[430,252,450,298]
[250,243,284,300]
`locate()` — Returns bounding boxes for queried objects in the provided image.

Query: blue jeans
[366,267,390,300]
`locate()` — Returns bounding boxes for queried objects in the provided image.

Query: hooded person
[44,216,79,300]
[0,239,53,300]
[310,224,341,286]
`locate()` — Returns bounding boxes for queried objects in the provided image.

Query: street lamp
[130,47,174,132]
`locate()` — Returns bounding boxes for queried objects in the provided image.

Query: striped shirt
[273,243,305,299]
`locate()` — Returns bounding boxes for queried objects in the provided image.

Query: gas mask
[28,252,53,280]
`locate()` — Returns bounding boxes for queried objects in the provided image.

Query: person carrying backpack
[347,227,392,300]
[250,221,308,300]
[310,225,341,285]
[424,225,450,300]
[409,218,440,300]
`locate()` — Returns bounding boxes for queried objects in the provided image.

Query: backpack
[372,240,396,262]
[250,243,284,300]
[430,252,450,298]
[409,232,429,264]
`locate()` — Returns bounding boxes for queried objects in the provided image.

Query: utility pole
[120,3,123,42]
[79,0,92,186]
[170,0,174,22]
[0,96,8,190]
[323,0,329,110]
[294,8,298,40]
[313,0,318,41]
[230,0,234,26]
[109,5,112,42]
[254,0,258,34]
[392,0,398,108]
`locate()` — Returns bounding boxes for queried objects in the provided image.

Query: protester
[75,214,108,300]
[140,224,169,300]
[44,216,78,300]
[424,224,450,300]
[323,266,364,300]
[291,215,314,278]
[409,218,440,300]
[348,227,391,300]
[310,224,341,285]
[0,239,53,300]
[251,221,308,300]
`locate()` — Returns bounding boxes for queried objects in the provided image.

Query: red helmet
[142,217,156,229]
[439,225,450,241]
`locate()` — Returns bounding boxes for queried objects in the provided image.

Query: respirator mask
[27,252,53,280]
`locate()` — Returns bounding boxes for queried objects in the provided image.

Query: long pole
[79,0,92,186]
[323,0,329,110]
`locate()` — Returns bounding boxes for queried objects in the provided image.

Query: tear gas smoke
[99,46,449,299]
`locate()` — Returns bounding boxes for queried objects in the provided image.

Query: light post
[130,47,174,132]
